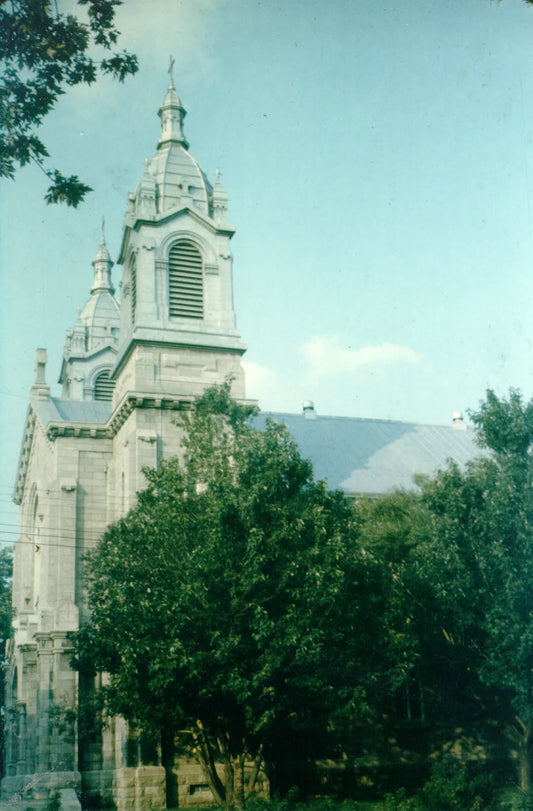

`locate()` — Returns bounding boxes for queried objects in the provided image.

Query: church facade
[3,72,482,808]
[3,72,249,808]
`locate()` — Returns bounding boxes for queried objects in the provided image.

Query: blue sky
[2,0,533,536]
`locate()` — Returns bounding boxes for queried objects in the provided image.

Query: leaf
[44,171,93,207]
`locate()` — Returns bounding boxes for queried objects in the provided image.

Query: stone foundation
[113,765,166,811]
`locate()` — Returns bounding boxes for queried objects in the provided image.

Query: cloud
[300,335,422,381]
[116,0,223,75]
[242,360,301,413]
[242,360,276,393]
[58,0,223,117]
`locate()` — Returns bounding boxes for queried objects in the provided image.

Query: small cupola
[157,58,189,150]
[91,221,115,295]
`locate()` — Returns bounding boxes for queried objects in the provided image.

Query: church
[3,70,481,808]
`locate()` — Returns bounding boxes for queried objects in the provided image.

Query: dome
[132,70,213,219]
[78,290,120,353]
[149,144,213,217]
[63,230,120,361]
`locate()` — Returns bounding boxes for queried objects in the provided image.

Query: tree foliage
[0,546,13,650]
[352,391,533,797]
[1,0,137,206]
[0,546,13,771]
[74,383,533,800]
[410,389,533,792]
[74,384,395,807]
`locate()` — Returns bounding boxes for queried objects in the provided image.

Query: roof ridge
[259,411,467,430]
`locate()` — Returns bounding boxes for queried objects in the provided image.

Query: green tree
[1,0,137,206]
[74,384,393,808]
[416,389,533,793]
[0,546,13,771]
[0,546,13,650]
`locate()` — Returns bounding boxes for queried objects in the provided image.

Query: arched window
[94,370,115,402]
[168,240,203,319]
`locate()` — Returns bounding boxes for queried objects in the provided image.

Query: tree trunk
[231,754,245,810]
[247,745,265,796]
[193,720,226,807]
[192,723,261,809]
[518,722,533,794]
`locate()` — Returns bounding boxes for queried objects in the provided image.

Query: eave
[13,406,36,505]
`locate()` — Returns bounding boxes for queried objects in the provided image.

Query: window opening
[168,240,203,319]
[94,370,115,402]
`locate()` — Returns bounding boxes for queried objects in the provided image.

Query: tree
[0,546,13,772]
[0,546,13,650]
[415,389,533,794]
[1,0,137,206]
[74,383,394,808]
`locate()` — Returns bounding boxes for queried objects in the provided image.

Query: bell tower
[104,65,249,522]
[113,63,246,406]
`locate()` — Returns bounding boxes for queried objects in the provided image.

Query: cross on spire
[168,55,175,88]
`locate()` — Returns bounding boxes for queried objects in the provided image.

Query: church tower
[59,225,120,401]
[106,66,248,519]
[113,64,246,408]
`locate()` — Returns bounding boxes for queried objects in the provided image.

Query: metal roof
[29,397,483,496]
[253,412,482,495]
[31,397,112,428]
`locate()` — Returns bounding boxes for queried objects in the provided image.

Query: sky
[2,0,533,536]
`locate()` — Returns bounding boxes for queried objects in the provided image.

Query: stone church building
[3,72,481,807]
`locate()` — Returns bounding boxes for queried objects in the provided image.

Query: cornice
[42,393,194,446]
[13,406,36,506]
[106,393,193,436]
[46,423,110,442]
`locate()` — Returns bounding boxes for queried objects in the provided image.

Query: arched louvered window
[94,370,115,402]
[168,240,203,319]
[130,256,137,324]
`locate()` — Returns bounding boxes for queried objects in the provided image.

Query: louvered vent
[94,370,115,402]
[169,240,203,319]
[130,258,137,324]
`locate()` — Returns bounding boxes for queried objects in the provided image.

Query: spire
[157,56,189,150]
[91,219,115,295]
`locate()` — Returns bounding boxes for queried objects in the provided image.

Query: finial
[215,168,222,184]
[158,61,189,149]
[168,55,175,88]
[31,348,50,399]
[101,216,106,244]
